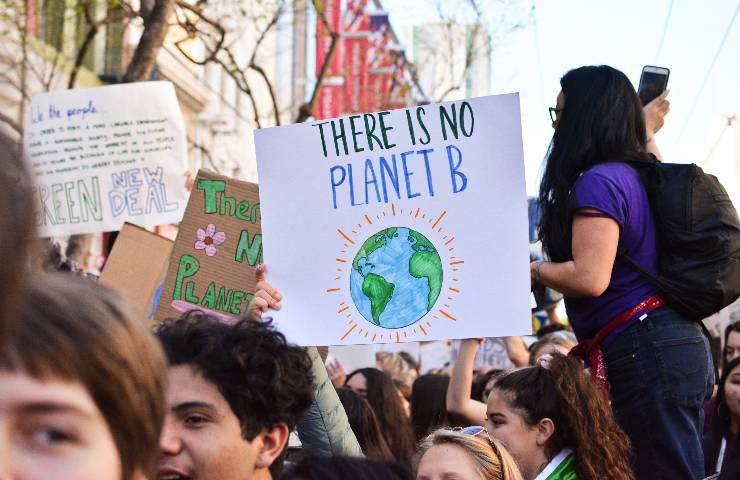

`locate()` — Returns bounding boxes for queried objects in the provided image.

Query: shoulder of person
[584,161,638,178]
[578,162,642,189]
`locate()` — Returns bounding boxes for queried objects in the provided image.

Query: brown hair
[0,131,34,332]
[493,354,634,480]
[0,273,168,479]
[528,333,577,366]
[345,368,416,467]
[414,429,523,480]
[337,387,394,461]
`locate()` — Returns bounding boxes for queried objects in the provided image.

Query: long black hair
[410,374,466,440]
[538,65,649,262]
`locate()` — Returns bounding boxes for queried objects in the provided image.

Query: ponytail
[493,354,634,480]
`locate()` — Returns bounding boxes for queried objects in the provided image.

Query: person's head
[410,374,465,440]
[712,356,740,440]
[0,131,34,333]
[279,455,413,480]
[534,323,568,339]
[155,313,314,480]
[0,273,167,480]
[473,369,507,403]
[486,354,633,480]
[527,333,577,366]
[345,368,416,466]
[414,428,523,480]
[724,323,740,371]
[376,351,419,391]
[539,65,648,261]
[336,388,394,461]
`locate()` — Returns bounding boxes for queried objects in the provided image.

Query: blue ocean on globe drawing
[350,227,431,329]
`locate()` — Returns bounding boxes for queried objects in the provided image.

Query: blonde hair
[376,351,418,388]
[414,429,523,480]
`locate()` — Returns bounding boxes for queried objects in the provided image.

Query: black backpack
[618,156,740,320]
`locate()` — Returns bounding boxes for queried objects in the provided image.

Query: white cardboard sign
[255,94,530,345]
[24,82,188,236]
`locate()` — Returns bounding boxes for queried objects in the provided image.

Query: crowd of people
[1,64,738,480]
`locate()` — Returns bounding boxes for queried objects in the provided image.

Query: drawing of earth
[350,227,443,329]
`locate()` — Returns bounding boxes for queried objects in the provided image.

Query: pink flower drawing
[194,223,226,257]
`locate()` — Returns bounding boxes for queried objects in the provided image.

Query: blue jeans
[604,307,714,480]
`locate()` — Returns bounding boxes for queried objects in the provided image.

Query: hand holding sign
[250,264,283,321]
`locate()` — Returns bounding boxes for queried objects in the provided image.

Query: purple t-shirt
[565,162,659,342]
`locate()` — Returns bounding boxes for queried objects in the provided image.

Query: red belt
[569,294,665,397]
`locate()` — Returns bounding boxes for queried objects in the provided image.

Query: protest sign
[451,338,514,371]
[327,345,377,373]
[255,94,530,345]
[154,170,261,323]
[419,340,452,372]
[24,81,188,236]
[99,223,173,321]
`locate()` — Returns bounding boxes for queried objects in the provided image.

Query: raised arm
[446,338,487,425]
[503,336,530,367]
[643,90,670,161]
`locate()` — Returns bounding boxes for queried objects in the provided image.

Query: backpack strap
[616,248,665,287]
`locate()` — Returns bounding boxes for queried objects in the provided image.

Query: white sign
[24,82,188,236]
[419,341,452,372]
[255,94,530,345]
[327,345,377,374]
[451,338,514,371]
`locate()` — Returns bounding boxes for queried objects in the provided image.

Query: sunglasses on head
[456,426,507,479]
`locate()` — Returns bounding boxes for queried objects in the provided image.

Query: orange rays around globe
[325,203,464,343]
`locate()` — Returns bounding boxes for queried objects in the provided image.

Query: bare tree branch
[296,0,339,123]
[69,2,134,88]
[187,134,221,173]
[247,2,283,125]
[122,0,174,82]
[172,0,225,65]
[0,107,23,134]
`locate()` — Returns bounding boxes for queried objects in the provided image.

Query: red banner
[317,82,343,120]
[316,0,342,77]
[315,0,342,119]
[343,33,369,113]
[341,0,369,114]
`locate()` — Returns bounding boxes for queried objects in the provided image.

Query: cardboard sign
[99,223,173,321]
[254,94,530,345]
[154,170,261,323]
[24,81,188,236]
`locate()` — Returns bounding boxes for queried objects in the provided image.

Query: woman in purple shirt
[532,65,713,479]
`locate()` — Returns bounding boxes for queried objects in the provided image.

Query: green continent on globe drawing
[409,249,443,310]
[351,227,442,327]
[352,227,398,273]
[361,273,395,325]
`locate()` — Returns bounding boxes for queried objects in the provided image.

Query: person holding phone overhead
[533,65,713,479]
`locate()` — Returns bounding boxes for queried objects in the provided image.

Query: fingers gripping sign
[249,264,284,322]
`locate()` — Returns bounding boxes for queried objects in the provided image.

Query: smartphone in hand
[638,65,670,106]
